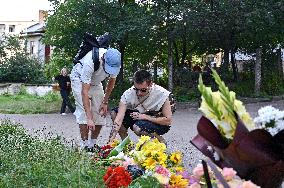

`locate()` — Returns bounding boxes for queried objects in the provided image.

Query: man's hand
[87,119,95,130]
[130,112,148,120]
[99,103,108,117]
[108,122,120,144]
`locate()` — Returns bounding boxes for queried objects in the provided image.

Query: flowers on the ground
[254,105,284,135]
[221,167,237,181]
[97,135,257,188]
[103,166,132,188]
[190,163,260,188]
[198,69,255,139]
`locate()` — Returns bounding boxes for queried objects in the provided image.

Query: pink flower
[221,167,237,181]
[155,165,170,176]
[192,164,204,179]
[122,156,135,168]
[240,181,260,188]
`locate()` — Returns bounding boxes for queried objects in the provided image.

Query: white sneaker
[61,113,67,115]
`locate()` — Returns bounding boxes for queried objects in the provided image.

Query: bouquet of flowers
[191,69,284,188]
[99,135,257,188]
[102,136,190,188]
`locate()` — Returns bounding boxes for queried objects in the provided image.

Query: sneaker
[88,144,101,153]
[61,113,67,115]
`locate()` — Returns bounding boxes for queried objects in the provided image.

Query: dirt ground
[1,100,284,171]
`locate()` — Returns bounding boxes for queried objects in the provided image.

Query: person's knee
[110,111,117,121]
[132,124,142,136]
[118,124,127,134]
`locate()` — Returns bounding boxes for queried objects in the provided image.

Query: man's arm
[99,77,116,116]
[82,83,94,129]
[108,101,127,143]
[132,98,172,126]
[103,77,116,103]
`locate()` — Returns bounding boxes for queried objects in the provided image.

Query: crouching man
[108,69,172,144]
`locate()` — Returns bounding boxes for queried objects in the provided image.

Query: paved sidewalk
[1,100,284,171]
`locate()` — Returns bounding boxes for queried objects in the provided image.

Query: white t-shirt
[70,63,82,81]
[121,84,170,113]
[74,48,116,85]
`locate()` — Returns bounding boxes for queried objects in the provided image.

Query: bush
[0,120,105,187]
[173,86,200,102]
[44,52,73,79]
[261,72,284,95]
[0,52,48,84]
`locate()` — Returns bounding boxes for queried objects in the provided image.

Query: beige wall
[0,21,36,35]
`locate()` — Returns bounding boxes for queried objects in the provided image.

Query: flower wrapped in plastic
[191,69,284,188]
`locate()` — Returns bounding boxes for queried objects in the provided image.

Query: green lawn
[0,120,106,187]
[0,92,62,114]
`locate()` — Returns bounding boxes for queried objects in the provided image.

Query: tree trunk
[231,50,238,81]
[153,61,158,83]
[173,41,179,66]
[255,48,262,95]
[118,44,125,82]
[168,33,173,92]
[223,48,230,72]
[181,25,187,67]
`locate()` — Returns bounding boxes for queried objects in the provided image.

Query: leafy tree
[0,34,23,60]
[45,0,150,81]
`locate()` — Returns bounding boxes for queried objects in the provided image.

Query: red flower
[99,145,113,158]
[103,166,132,188]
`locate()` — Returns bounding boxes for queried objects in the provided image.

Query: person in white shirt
[108,69,172,144]
[70,48,121,151]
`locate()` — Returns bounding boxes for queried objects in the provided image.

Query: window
[30,41,35,55]
[9,25,15,32]
[0,24,5,33]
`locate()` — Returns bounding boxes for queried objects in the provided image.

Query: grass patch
[0,92,62,114]
[0,119,106,187]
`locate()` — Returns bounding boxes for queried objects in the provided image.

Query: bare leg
[79,124,88,141]
[118,125,128,140]
[110,111,128,141]
[90,125,102,139]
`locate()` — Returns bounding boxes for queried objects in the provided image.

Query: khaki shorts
[71,80,106,125]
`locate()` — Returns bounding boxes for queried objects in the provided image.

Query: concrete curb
[176,95,284,110]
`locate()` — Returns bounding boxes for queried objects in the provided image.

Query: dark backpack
[73,32,111,71]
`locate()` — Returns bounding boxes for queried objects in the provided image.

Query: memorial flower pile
[101,135,190,188]
[95,135,258,188]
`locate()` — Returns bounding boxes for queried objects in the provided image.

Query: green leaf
[128,176,162,188]
[108,136,131,158]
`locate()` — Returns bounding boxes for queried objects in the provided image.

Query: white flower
[254,106,284,136]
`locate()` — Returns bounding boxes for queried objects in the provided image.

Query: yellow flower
[135,135,151,150]
[170,152,182,164]
[110,139,120,147]
[175,166,184,172]
[143,157,157,170]
[169,174,189,188]
[156,152,168,165]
